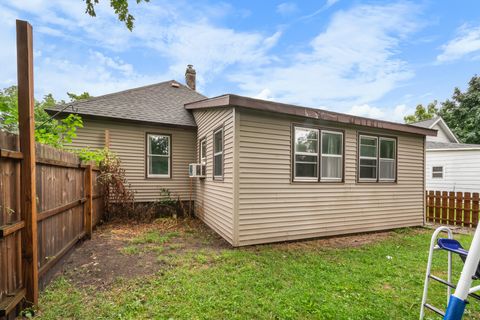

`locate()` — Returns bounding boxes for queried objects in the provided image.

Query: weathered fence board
[0,130,104,317]
[426,190,480,228]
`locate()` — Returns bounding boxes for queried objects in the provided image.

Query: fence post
[84,164,93,239]
[16,20,38,305]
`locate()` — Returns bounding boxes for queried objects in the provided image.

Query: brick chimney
[185,64,196,90]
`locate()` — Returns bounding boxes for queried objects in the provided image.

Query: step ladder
[420,226,480,319]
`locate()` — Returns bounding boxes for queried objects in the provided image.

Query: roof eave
[45,109,198,129]
[185,94,437,137]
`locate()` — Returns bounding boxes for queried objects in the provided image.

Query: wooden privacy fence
[426,191,480,227]
[0,131,103,317]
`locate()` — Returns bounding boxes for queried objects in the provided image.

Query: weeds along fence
[426,190,480,227]
[0,130,103,318]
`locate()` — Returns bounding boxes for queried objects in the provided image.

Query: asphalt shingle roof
[411,116,439,129]
[46,81,206,127]
[426,141,480,150]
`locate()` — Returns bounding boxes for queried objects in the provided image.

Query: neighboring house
[47,66,436,246]
[412,116,480,193]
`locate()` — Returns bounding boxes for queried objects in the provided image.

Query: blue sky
[1,0,480,122]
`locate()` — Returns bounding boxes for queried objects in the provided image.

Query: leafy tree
[404,75,480,144]
[67,92,91,101]
[85,0,150,31]
[0,86,85,148]
[439,76,480,144]
[404,101,439,124]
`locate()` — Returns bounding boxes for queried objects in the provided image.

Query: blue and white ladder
[420,225,480,319]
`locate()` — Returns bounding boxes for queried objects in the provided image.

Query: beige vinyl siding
[237,109,424,246]
[193,107,235,244]
[68,118,196,202]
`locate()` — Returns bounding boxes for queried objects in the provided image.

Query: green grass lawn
[38,221,480,319]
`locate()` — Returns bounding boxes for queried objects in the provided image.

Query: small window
[200,138,206,164]
[359,135,378,180]
[321,131,343,181]
[294,127,319,181]
[379,138,396,181]
[147,134,170,178]
[213,128,223,179]
[432,166,443,179]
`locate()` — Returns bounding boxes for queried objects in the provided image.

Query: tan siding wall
[68,119,196,202]
[193,108,235,244]
[238,109,425,246]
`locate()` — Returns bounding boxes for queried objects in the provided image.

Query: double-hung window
[359,135,396,182]
[200,138,207,164]
[294,127,319,181]
[359,136,378,181]
[432,166,443,179]
[379,138,396,181]
[321,131,343,181]
[147,134,170,178]
[199,138,207,176]
[213,128,223,179]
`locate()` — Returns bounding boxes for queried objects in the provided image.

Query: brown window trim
[145,132,172,179]
[213,124,225,181]
[291,123,345,184]
[357,132,398,184]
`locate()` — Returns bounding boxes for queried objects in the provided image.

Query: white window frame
[146,134,170,178]
[293,127,319,182]
[379,137,396,182]
[359,135,378,182]
[432,166,444,179]
[200,138,206,165]
[213,128,223,180]
[320,130,343,182]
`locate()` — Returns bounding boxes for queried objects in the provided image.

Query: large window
[321,131,343,181]
[147,134,170,178]
[213,128,223,179]
[293,126,343,182]
[358,134,396,182]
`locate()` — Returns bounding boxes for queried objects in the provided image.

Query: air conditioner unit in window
[189,163,206,178]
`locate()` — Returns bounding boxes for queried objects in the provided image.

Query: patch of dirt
[51,218,229,290]
[51,219,424,291]
[269,227,426,251]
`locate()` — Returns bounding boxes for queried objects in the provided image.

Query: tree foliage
[84,0,150,31]
[0,86,85,148]
[439,76,480,144]
[404,101,438,124]
[404,75,480,144]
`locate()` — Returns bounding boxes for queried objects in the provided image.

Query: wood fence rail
[0,131,104,318]
[425,190,480,227]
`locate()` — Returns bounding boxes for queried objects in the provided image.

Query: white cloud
[347,103,413,123]
[0,0,281,98]
[348,104,385,119]
[232,2,419,108]
[276,3,299,16]
[437,25,480,62]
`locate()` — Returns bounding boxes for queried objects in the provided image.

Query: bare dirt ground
[51,218,228,290]
[50,218,425,291]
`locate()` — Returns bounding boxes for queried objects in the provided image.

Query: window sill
[146,175,171,179]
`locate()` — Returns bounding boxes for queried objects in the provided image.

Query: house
[47,66,436,246]
[412,116,480,193]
